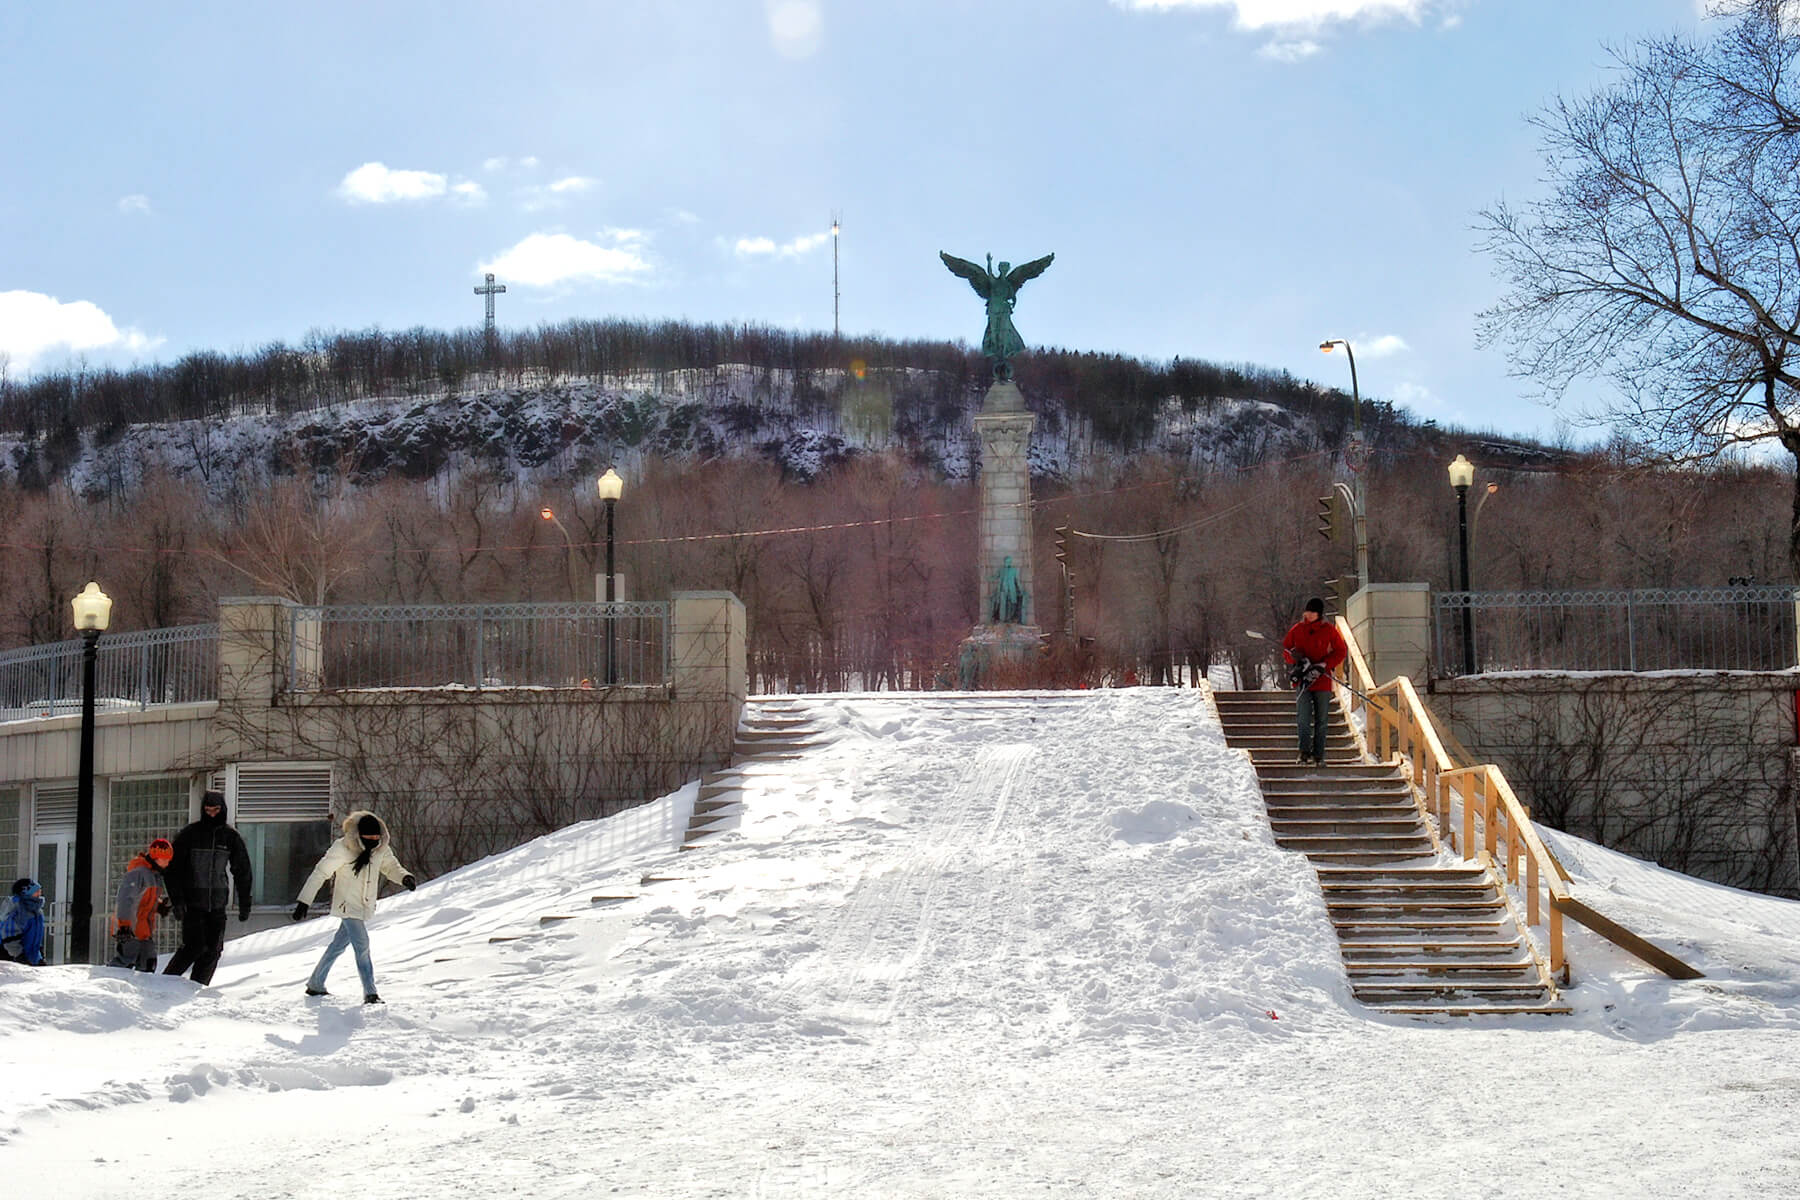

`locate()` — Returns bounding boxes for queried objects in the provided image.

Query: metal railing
[287,601,671,691]
[0,623,219,720]
[1435,586,1800,676]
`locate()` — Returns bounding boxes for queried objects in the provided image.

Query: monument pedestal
[957,379,1042,687]
[957,621,1043,688]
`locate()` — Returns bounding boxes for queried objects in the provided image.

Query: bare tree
[1479,1,1800,570]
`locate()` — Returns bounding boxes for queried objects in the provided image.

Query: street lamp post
[1448,454,1476,675]
[539,507,577,600]
[831,214,841,339]
[70,580,113,964]
[597,468,623,685]
[1319,338,1368,591]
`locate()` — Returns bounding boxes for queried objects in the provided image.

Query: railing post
[1483,775,1499,861]
[1626,591,1637,671]
[1462,775,1476,861]
[475,610,485,689]
[1527,855,1541,926]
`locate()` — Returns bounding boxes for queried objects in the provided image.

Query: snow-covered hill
[0,367,1327,499]
[4,689,1797,1198]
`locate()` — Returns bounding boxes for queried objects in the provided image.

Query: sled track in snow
[791,742,1036,1028]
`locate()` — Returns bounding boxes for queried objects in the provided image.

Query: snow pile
[3,689,1800,1198]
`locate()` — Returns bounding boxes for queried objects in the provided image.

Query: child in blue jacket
[0,878,48,966]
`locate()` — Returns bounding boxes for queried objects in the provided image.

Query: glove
[401,874,416,892]
[291,902,309,922]
[115,928,133,945]
[156,899,171,916]
[238,900,252,922]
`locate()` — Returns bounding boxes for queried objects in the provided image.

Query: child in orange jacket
[111,838,174,971]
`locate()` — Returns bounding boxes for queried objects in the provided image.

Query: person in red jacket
[1281,598,1348,765]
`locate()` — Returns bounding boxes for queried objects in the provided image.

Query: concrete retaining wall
[1430,673,1800,898]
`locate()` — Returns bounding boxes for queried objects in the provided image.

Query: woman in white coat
[292,811,414,1003]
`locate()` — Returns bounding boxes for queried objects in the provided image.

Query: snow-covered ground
[5,689,1800,1199]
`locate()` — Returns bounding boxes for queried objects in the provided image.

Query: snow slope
[3,689,1799,1199]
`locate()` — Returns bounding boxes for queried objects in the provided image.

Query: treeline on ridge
[0,317,1392,451]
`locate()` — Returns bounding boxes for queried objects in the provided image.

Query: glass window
[0,788,18,882]
[108,777,190,956]
[240,821,334,907]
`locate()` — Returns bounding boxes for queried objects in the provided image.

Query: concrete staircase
[680,699,831,850]
[1215,689,1568,1017]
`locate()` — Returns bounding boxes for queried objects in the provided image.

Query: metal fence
[1434,587,1800,676]
[288,601,671,691]
[0,624,220,720]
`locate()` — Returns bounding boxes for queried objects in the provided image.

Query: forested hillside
[0,318,1786,689]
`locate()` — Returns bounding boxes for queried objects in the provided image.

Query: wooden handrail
[1330,617,1700,982]
[1335,618,1568,979]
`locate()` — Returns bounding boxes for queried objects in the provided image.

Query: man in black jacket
[162,790,253,985]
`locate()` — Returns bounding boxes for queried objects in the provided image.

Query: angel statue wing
[1004,253,1055,289]
[939,251,993,299]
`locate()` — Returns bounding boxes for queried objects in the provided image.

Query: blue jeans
[1296,689,1330,760]
[307,918,376,995]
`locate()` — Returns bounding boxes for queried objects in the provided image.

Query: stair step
[1354,981,1553,998]
[1272,820,1423,834]
[1320,878,1493,889]
[1317,867,1487,880]
[1326,899,1503,911]
[1345,961,1536,974]
[1260,770,1396,780]
[1343,945,1526,959]
[1371,1004,1573,1016]
[1259,771,1400,783]
[1277,836,1435,851]
[1301,852,1442,865]
[1334,921,1512,935]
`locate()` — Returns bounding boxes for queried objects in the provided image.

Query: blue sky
[1,0,1708,442]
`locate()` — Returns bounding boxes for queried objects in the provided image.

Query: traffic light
[1054,525,1076,636]
[1317,493,1336,541]
[1321,574,1358,619]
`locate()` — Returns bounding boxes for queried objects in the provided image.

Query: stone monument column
[938,246,1054,685]
[972,380,1037,629]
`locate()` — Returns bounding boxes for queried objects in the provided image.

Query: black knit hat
[1304,597,1325,615]
[357,814,382,838]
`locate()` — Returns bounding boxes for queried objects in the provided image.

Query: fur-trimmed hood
[338,810,389,852]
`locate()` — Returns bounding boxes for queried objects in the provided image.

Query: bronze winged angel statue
[939,250,1055,381]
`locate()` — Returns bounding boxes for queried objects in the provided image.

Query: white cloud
[520,155,540,169]
[479,231,652,288]
[1390,380,1439,412]
[1361,334,1409,358]
[767,0,823,58]
[482,156,509,172]
[336,162,448,204]
[450,181,488,205]
[0,290,162,372]
[519,176,598,212]
[117,194,151,216]
[1120,0,1447,28]
[1258,38,1321,60]
[668,209,702,225]
[735,230,832,258]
